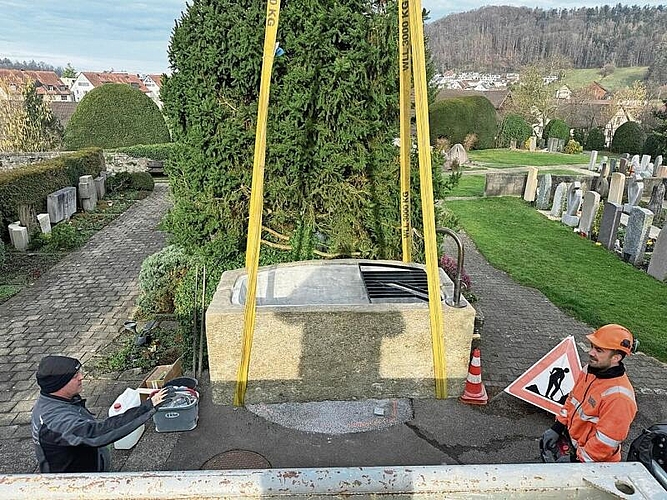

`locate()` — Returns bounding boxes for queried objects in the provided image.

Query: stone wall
[103,152,157,174]
[0,151,160,175]
[0,152,62,172]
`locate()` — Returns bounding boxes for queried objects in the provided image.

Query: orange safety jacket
[556,363,636,462]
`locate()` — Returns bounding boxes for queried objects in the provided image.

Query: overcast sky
[0,1,664,74]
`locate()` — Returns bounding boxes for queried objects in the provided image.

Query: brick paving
[0,184,170,473]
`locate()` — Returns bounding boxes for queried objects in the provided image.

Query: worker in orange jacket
[541,324,638,462]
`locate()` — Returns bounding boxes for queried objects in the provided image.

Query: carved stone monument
[561,181,583,227]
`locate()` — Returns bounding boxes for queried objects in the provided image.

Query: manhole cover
[201,449,271,470]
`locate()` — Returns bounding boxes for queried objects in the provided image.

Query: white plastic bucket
[108,388,145,450]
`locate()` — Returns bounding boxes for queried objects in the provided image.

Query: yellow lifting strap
[234,0,281,407]
[398,0,413,263]
[408,0,447,398]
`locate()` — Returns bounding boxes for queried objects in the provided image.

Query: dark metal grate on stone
[200,449,271,470]
[359,262,431,302]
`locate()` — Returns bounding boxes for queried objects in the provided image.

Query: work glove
[541,428,560,451]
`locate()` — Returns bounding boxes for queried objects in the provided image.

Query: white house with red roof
[142,74,163,108]
[0,69,73,101]
[70,72,150,102]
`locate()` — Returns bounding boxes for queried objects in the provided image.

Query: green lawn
[448,175,486,197]
[446,197,667,361]
[561,66,649,91]
[469,149,589,168]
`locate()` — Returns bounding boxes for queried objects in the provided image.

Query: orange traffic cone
[459,348,488,405]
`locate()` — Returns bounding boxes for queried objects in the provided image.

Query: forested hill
[425,4,667,72]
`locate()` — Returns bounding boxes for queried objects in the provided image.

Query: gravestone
[37,213,51,234]
[629,155,640,174]
[528,136,537,152]
[640,154,651,172]
[608,173,625,205]
[94,176,106,200]
[535,174,553,209]
[547,137,560,153]
[448,144,468,167]
[610,158,617,173]
[653,155,663,177]
[47,187,77,224]
[8,222,29,251]
[578,191,600,236]
[562,181,583,227]
[588,150,598,171]
[598,202,623,250]
[523,167,539,202]
[623,206,654,266]
[647,227,667,281]
[621,153,630,159]
[549,182,569,218]
[623,175,644,214]
[79,175,98,212]
[648,182,666,218]
[618,157,628,174]
[600,162,610,179]
[509,140,517,149]
[592,174,609,199]
[658,166,667,178]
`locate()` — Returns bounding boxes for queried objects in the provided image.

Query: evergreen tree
[62,63,77,79]
[162,0,447,265]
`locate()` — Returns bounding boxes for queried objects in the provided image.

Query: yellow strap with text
[235,0,281,406]
[398,0,413,263]
[408,0,447,398]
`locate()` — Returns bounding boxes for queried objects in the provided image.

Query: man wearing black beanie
[31,355,170,473]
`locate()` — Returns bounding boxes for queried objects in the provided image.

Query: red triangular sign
[504,336,582,415]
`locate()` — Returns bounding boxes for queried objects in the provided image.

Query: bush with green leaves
[64,84,171,150]
[0,240,5,267]
[162,0,451,266]
[643,101,667,157]
[44,223,85,251]
[611,121,646,155]
[136,245,192,318]
[585,127,606,151]
[429,96,498,149]
[543,118,570,142]
[497,114,532,148]
[564,139,583,154]
[572,128,586,145]
[130,172,155,191]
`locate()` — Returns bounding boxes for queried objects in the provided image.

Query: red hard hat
[586,324,634,355]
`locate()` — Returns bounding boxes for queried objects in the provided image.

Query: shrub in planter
[611,121,646,155]
[543,118,570,142]
[564,139,583,154]
[136,245,191,317]
[585,127,606,151]
[497,114,532,148]
[130,172,155,191]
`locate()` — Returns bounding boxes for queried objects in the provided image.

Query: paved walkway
[0,184,171,473]
[1,182,666,475]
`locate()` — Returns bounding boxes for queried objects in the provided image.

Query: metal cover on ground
[201,449,271,470]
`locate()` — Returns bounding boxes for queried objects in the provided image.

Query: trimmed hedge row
[543,118,570,142]
[497,114,532,148]
[429,95,498,149]
[111,143,175,161]
[611,121,646,155]
[0,148,105,241]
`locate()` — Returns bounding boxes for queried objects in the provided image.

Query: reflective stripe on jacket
[556,364,636,462]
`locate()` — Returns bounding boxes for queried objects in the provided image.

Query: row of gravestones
[588,151,665,179]
[7,174,106,252]
[524,166,667,282]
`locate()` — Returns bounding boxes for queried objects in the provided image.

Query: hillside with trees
[425,4,667,74]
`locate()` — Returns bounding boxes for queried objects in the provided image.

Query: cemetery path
[0,183,171,473]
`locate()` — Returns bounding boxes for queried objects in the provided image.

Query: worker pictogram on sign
[504,336,582,415]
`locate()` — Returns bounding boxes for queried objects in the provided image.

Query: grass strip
[447,196,667,361]
[469,149,589,167]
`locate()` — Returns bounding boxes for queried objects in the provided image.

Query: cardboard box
[138,358,182,401]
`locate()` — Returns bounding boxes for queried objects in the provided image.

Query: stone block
[647,227,667,281]
[549,182,569,218]
[94,176,106,200]
[535,174,553,210]
[37,213,51,234]
[47,187,77,223]
[598,202,622,250]
[623,207,653,266]
[588,150,598,171]
[523,167,539,202]
[578,191,600,236]
[8,223,29,251]
[79,175,98,212]
[608,173,625,205]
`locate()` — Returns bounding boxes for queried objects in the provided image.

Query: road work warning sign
[504,336,583,415]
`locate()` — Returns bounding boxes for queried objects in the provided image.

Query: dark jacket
[31,392,156,473]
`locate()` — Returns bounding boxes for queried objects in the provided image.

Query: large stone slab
[206,260,475,404]
[623,207,654,266]
[588,150,598,171]
[47,187,76,223]
[608,172,625,205]
[79,175,98,212]
[549,182,569,218]
[598,202,622,250]
[8,222,29,251]
[535,174,553,210]
[523,167,539,202]
[647,227,667,281]
[578,191,600,236]
[561,182,582,227]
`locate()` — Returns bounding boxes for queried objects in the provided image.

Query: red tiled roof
[81,72,149,93]
[147,74,163,87]
[0,69,70,96]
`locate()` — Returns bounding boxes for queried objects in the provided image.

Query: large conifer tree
[162,0,443,265]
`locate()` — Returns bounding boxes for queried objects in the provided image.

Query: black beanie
[36,356,81,394]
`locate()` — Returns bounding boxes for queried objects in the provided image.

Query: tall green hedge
[429,96,498,149]
[611,121,646,155]
[64,84,171,150]
[497,114,532,148]
[162,0,448,266]
[585,127,606,151]
[543,118,570,142]
[0,148,105,240]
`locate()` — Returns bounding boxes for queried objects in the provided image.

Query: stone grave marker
[640,154,651,172]
[623,206,654,266]
[619,157,628,174]
[528,136,536,152]
[658,166,667,178]
[550,182,569,218]
[523,167,539,202]
[648,182,666,218]
[647,227,667,281]
[47,187,77,224]
[578,191,600,236]
[623,174,644,214]
[535,174,553,209]
[598,202,623,250]
[588,150,598,171]
[8,222,28,251]
[94,176,106,200]
[653,155,663,177]
[593,174,609,199]
[37,213,51,234]
[610,158,617,172]
[630,155,640,174]
[79,175,98,212]
[608,173,625,205]
[562,181,582,227]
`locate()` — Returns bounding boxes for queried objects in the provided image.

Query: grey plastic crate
[153,392,198,432]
